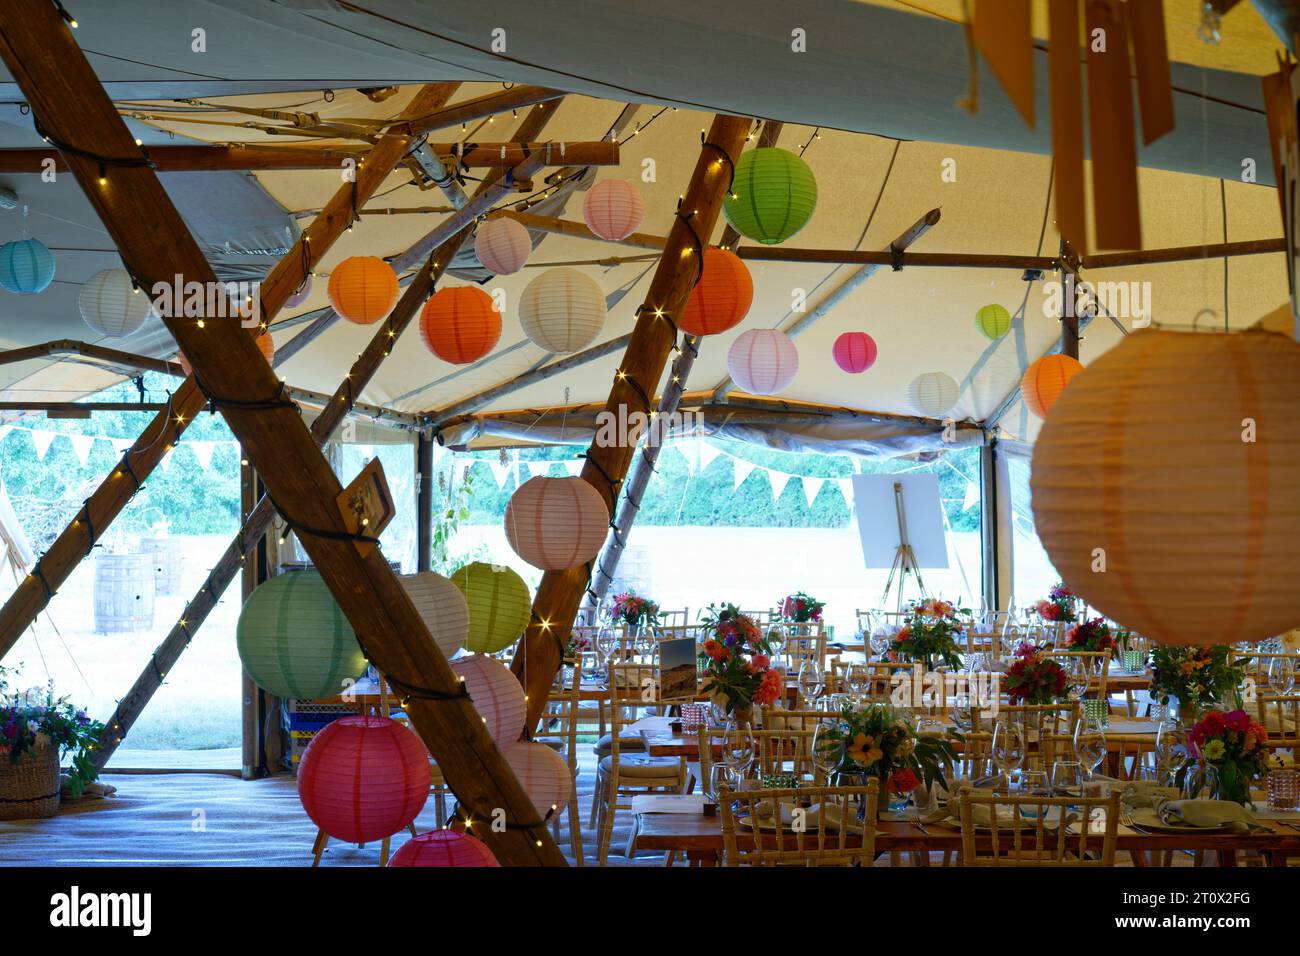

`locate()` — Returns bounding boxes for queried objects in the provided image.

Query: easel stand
[880,481,929,612]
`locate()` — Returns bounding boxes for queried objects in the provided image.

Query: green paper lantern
[236,570,366,699]
[450,562,532,654]
[975,303,1011,340]
[722,147,817,245]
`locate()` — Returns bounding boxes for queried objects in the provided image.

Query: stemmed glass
[1064,657,1089,703]
[811,719,842,786]
[991,720,1026,792]
[869,625,891,660]
[845,663,869,701]
[798,660,825,709]
[596,626,618,667]
[951,687,974,732]
[1269,655,1296,695]
[1073,719,1108,781]
[722,720,755,781]
[1154,720,1190,788]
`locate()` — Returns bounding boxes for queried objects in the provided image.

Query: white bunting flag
[488,459,512,489]
[0,425,11,443]
[836,477,855,507]
[528,460,552,479]
[767,469,792,501]
[160,446,175,472]
[191,441,217,471]
[802,476,825,508]
[963,479,980,512]
[31,430,55,462]
[698,441,722,473]
[733,458,757,490]
[68,434,94,467]
[110,437,133,456]
[431,441,447,465]
[563,459,583,477]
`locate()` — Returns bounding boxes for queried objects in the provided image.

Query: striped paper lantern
[178,332,273,376]
[503,741,573,818]
[905,371,959,417]
[1031,329,1300,645]
[1022,354,1084,418]
[285,275,312,309]
[297,715,430,843]
[236,570,366,699]
[420,286,501,364]
[518,267,606,353]
[722,148,818,245]
[679,248,753,336]
[474,217,532,275]
[975,303,1011,340]
[328,255,398,325]
[0,238,55,294]
[727,329,799,396]
[449,654,527,745]
[389,830,500,867]
[504,476,610,571]
[582,179,645,241]
[450,562,532,654]
[79,268,153,337]
[832,331,877,374]
[398,572,470,659]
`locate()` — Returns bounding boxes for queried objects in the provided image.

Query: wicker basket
[0,741,61,820]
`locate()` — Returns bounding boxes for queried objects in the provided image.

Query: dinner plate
[1125,807,1233,834]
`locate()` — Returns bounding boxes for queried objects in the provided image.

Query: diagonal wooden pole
[510,114,752,731]
[0,78,459,664]
[0,3,562,865]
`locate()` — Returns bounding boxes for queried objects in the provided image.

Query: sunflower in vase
[820,702,959,808]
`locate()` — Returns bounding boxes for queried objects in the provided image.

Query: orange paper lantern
[177,332,273,376]
[420,286,501,364]
[328,255,398,325]
[679,248,753,336]
[504,476,609,571]
[1022,354,1083,418]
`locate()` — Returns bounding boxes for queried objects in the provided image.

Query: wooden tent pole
[0,1,561,866]
[510,113,752,730]
[416,430,435,572]
[0,79,458,664]
[1060,240,1082,360]
[400,86,564,136]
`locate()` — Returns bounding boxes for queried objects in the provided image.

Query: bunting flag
[562,459,584,477]
[110,437,133,456]
[68,434,95,467]
[191,441,217,471]
[159,446,175,472]
[527,460,553,478]
[768,470,792,501]
[488,459,512,489]
[963,479,981,512]
[31,430,54,461]
[733,458,758,490]
[697,440,722,473]
[836,477,855,508]
[802,476,825,508]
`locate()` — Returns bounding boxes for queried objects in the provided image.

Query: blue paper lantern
[0,238,55,294]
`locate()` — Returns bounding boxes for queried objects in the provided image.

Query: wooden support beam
[1060,241,1082,360]
[0,401,164,413]
[0,2,559,866]
[510,113,753,732]
[397,85,564,136]
[1080,237,1285,269]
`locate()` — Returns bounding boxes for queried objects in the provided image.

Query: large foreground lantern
[450,561,532,653]
[504,475,609,571]
[727,329,799,395]
[678,248,752,336]
[582,179,645,241]
[389,830,499,867]
[449,654,527,744]
[518,267,606,353]
[1022,353,1084,419]
[397,571,470,659]
[722,147,818,244]
[419,286,501,364]
[1031,329,1300,645]
[905,371,959,417]
[80,268,153,337]
[328,255,398,324]
[503,741,573,819]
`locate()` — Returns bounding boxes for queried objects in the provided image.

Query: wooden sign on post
[336,458,395,556]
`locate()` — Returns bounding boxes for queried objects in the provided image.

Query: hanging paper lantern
[389,830,499,867]
[503,741,573,818]
[832,331,877,374]
[327,255,398,325]
[177,332,273,377]
[504,476,609,571]
[905,371,959,417]
[722,148,818,245]
[582,179,644,241]
[1021,353,1084,418]
[297,715,430,843]
[420,286,501,364]
[0,238,55,294]
[474,217,531,276]
[518,268,606,353]
[450,562,532,654]
[975,304,1012,340]
[727,328,799,396]
[398,572,470,659]
[1031,329,1300,646]
[285,275,312,309]
[236,570,366,699]
[679,248,752,337]
[78,268,154,337]
[449,654,526,745]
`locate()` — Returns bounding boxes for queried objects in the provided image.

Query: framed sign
[335,457,395,557]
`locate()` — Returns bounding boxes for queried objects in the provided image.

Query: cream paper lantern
[727,329,799,396]
[474,217,532,276]
[582,179,645,241]
[502,740,573,818]
[397,572,470,659]
[518,267,606,353]
[1031,329,1300,646]
[905,372,959,417]
[449,654,527,745]
[505,475,610,571]
[80,268,154,337]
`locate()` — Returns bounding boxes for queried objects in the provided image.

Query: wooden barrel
[138,536,185,596]
[93,553,156,633]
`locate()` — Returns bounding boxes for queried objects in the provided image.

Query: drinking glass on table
[1072,720,1108,781]
[1064,657,1089,702]
[709,763,738,806]
[1019,769,1050,818]
[869,626,891,659]
[1050,760,1083,798]
[721,719,755,780]
[811,719,841,786]
[845,663,869,701]
[596,626,618,665]
[1154,720,1190,787]
[951,689,974,732]
[798,660,825,708]
[1269,655,1296,694]
[991,720,1026,792]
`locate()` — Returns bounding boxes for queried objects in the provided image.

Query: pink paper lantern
[474,217,532,276]
[582,179,645,241]
[449,654,527,744]
[503,741,573,818]
[388,830,500,867]
[833,331,877,374]
[297,715,430,843]
[727,328,799,396]
[504,475,610,571]
[285,275,312,309]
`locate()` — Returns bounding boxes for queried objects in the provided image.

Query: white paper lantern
[474,217,531,276]
[449,654,527,745]
[582,180,645,241]
[518,267,606,353]
[397,572,470,659]
[727,329,799,396]
[503,740,573,817]
[505,475,610,571]
[79,268,154,337]
[905,371,959,417]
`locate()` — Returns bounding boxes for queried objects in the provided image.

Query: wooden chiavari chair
[657,608,689,628]
[532,660,584,863]
[1255,692,1300,756]
[720,779,880,867]
[957,789,1121,866]
[1044,649,1111,702]
[975,702,1081,772]
[779,621,827,675]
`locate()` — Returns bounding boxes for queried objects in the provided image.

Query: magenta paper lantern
[582,179,645,241]
[727,328,799,396]
[503,741,573,818]
[474,217,532,276]
[285,275,312,309]
[449,654,527,744]
[504,475,609,571]
[297,715,430,843]
[389,830,500,867]
[832,331,877,374]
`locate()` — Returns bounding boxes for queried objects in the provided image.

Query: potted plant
[1181,709,1269,806]
[1034,582,1078,625]
[778,591,824,624]
[1005,643,1068,705]
[1149,645,1246,726]
[888,598,965,671]
[697,603,782,722]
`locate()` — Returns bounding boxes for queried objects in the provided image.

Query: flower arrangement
[609,590,661,628]
[888,598,965,670]
[1005,643,1067,705]
[1065,616,1115,654]
[778,591,824,624]
[563,631,592,660]
[1183,709,1269,805]
[820,702,959,796]
[1034,582,1078,624]
[1,666,104,797]
[1149,645,1246,718]
[697,603,781,715]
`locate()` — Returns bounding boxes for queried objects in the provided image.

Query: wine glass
[1050,759,1083,798]
[991,720,1026,792]
[709,763,738,806]
[869,625,891,659]
[1064,657,1089,702]
[1269,655,1296,695]
[1020,769,1049,819]
[1154,720,1190,787]
[1073,720,1107,780]
[1182,760,1219,800]
[951,688,974,732]
[721,720,755,780]
[798,660,825,708]
[845,663,869,701]
[596,626,618,666]
[811,720,841,785]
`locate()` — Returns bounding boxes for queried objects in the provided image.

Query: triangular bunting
[431,441,447,465]
[31,430,54,461]
[110,437,132,456]
[562,459,583,477]
[488,460,512,489]
[0,425,11,443]
[767,469,792,501]
[963,479,980,512]
[68,434,94,467]
[528,460,553,478]
[802,476,825,508]
[159,446,175,472]
[698,441,722,473]
[836,478,855,507]
[733,458,757,490]
[191,441,217,471]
